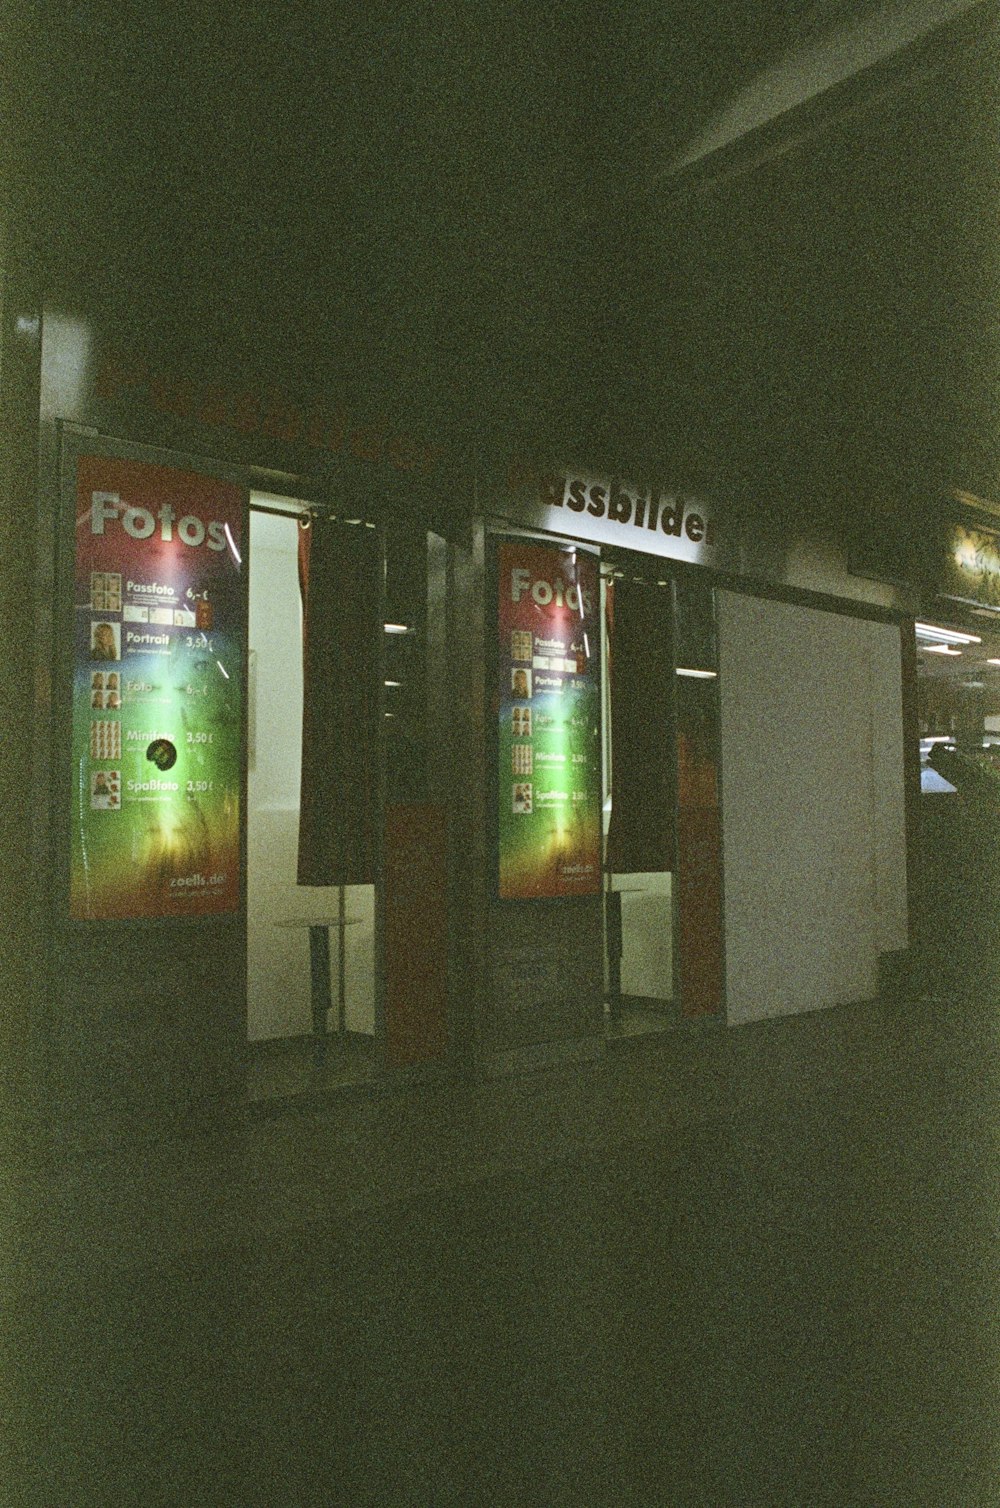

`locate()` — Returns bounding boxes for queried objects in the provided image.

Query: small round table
[274,912,363,1065]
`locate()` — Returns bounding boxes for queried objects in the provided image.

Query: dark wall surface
[28,5,1000,534]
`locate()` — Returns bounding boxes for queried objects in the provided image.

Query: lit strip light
[384,623,409,634]
[921,645,962,656]
[915,622,981,644]
[223,523,242,564]
[676,668,717,678]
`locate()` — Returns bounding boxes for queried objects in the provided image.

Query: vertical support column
[0,14,46,1139]
[381,528,452,1073]
[336,882,347,1033]
[308,923,332,1065]
[899,617,921,951]
[372,526,388,1065]
[673,578,725,1019]
[449,518,488,1068]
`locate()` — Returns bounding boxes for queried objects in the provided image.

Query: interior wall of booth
[717,591,907,1023]
[600,572,673,1004]
[247,506,375,1040]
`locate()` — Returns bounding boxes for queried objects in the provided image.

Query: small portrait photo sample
[91,672,105,691]
[512,744,533,776]
[105,671,119,691]
[89,570,110,608]
[91,620,121,661]
[90,720,122,760]
[511,667,532,700]
[90,769,118,809]
[91,690,104,709]
[105,690,121,710]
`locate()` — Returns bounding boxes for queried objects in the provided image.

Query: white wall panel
[718,592,907,1024]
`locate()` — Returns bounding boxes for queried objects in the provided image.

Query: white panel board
[718,592,906,1024]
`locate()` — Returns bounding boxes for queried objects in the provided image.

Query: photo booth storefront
[50,426,909,1118]
[480,528,724,1064]
[54,428,451,1121]
[478,464,911,1059]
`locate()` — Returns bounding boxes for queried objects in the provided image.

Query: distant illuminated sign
[70,455,245,919]
[496,541,601,899]
[941,517,1000,609]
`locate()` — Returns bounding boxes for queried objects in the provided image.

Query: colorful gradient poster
[70,455,245,919]
[496,541,601,899]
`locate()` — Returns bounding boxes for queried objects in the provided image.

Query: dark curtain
[606,578,676,873]
[297,518,381,885]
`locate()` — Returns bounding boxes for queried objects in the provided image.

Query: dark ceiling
[22,1,1000,511]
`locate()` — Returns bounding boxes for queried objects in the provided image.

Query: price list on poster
[496,540,602,899]
[69,455,245,919]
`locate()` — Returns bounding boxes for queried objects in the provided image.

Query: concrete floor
[4,993,999,1504]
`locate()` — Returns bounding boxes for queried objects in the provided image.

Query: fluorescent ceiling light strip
[384,623,409,634]
[676,668,717,678]
[922,644,963,656]
[915,622,981,644]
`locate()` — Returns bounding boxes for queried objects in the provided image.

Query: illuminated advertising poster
[497,541,601,899]
[70,455,245,919]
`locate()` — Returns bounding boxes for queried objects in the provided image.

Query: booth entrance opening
[600,566,676,1039]
[245,497,448,1101]
[246,499,378,1100]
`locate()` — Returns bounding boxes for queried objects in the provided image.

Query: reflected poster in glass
[70,455,245,919]
[496,540,601,899]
